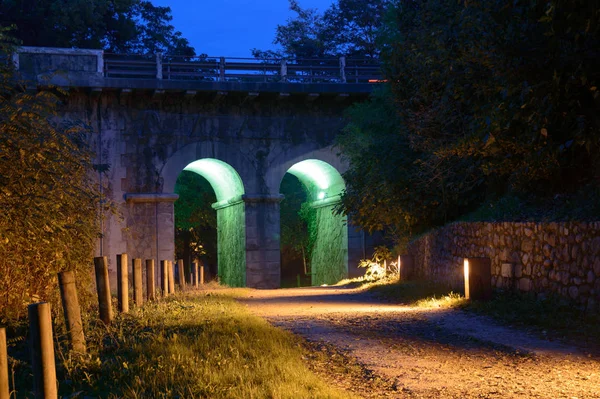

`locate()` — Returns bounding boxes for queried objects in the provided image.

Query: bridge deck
[15,47,382,95]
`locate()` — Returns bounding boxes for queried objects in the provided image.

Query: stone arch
[162,143,250,287]
[272,147,350,285]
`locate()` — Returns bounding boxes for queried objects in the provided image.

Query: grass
[8,291,357,398]
[364,278,600,347]
[359,278,467,309]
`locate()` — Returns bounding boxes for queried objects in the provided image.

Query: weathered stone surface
[501,263,513,278]
[519,278,532,291]
[408,221,600,311]
[569,286,578,299]
[521,239,534,253]
[587,270,595,284]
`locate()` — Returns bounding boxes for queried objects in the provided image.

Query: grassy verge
[366,279,600,347]
[365,279,466,308]
[9,292,356,398]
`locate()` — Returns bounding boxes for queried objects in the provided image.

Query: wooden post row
[28,302,57,398]
[93,256,113,325]
[58,271,86,353]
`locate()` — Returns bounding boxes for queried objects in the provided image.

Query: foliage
[368,280,466,308]
[8,293,356,398]
[252,0,390,59]
[280,174,312,277]
[356,246,395,281]
[174,171,217,268]
[338,0,600,240]
[0,0,194,55]
[0,30,103,321]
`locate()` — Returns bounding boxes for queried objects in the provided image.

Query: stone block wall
[407,222,600,312]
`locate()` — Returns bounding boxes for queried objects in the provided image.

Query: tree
[280,174,314,283]
[0,30,103,321]
[252,0,390,59]
[0,0,194,55]
[174,171,217,275]
[337,0,600,241]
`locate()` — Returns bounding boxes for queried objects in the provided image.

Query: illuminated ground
[239,287,600,399]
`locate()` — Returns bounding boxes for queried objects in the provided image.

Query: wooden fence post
[58,271,86,353]
[93,256,113,324]
[0,328,9,399]
[146,259,155,301]
[160,260,169,297]
[28,302,57,398]
[168,261,175,294]
[116,254,129,313]
[132,258,143,306]
[177,259,186,291]
[193,261,199,288]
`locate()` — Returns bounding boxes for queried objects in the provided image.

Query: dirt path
[239,286,600,399]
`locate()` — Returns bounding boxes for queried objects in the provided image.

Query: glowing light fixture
[317,191,326,200]
[463,259,470,300]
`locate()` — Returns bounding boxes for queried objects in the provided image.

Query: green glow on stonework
[285,159,348,286]
[184,159,245,202]
[182,158,246,287]
[287,159,345,199]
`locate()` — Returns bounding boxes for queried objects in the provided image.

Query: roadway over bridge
[15,47,381,289]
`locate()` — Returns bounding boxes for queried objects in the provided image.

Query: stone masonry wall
[407,222,600,312]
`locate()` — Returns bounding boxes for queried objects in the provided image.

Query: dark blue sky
[153,0,335,57]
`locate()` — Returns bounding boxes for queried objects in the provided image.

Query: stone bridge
[16,47,381,288]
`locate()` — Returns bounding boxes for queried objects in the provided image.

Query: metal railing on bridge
[103,54,382,84]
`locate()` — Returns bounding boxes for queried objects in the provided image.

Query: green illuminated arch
[183,159,245,202]
[287,159,345,201]
[284,159,347,286]
[181,158,246,287]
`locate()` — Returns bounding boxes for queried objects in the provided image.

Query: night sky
[152,0,335,57]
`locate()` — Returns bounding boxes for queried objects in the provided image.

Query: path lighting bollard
[58,271,86,353]
[168,261,175,294]
[93,256,113,325]
[0,328,9,399]
[464,257,492,301]
[177,259,186,291]
[28,302,57,398]
[132,258,143,306]
[116,253,129,313]
[146,259,156,301]
[161,260,169,297]
[399,255,414,281]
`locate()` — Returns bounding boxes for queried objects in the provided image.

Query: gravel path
[239,286,600,399]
